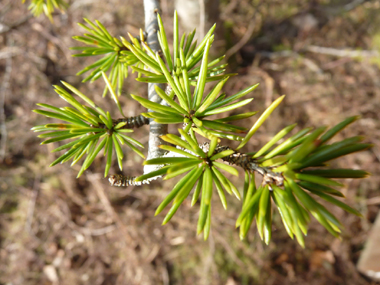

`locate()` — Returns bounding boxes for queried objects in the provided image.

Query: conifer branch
[143,0,169,175]
[204,144,284,188]
[97,115,150,130]
[108,174,150,187]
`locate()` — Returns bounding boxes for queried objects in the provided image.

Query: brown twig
[304,45,379,58]
[213,231,245,268]
[87,173,135,244]
[225,18,256,61]
[0,14,32,35]
[224,2,263,60]
[24,173,41,233]
[0,41,12,162]
[31,22,71,62]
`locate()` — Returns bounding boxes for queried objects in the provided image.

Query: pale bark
[175,0,220,40]
[143,0,168,175]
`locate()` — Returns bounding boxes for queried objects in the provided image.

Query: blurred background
[0,0,380,284]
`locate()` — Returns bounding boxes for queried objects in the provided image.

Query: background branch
[304,45,379,58]
[0,40,12,162]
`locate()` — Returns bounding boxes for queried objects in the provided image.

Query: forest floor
[1,0,380,284]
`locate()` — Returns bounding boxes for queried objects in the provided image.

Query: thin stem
[97,115,150,129]
[108,0,166,185]
[109,174,150,187]
[144,0,169,175]
[202,143,284,187]
[109,143,284,187]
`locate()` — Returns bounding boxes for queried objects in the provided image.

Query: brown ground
[1,0,380,284]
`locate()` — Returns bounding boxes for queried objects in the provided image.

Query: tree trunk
[175,0,221,40]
